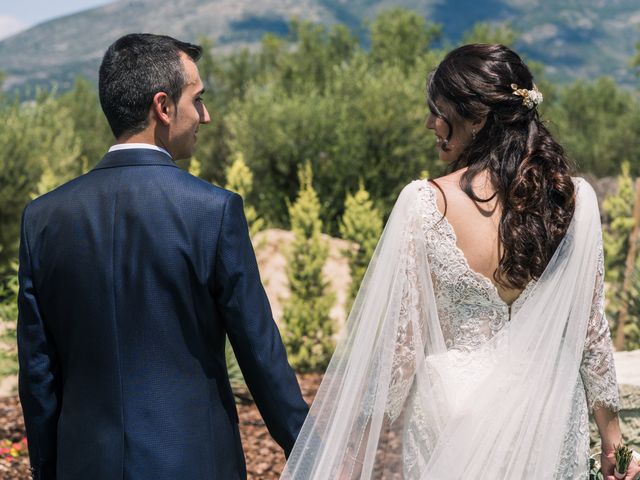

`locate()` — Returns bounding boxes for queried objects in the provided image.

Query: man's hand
[624,460,640,480]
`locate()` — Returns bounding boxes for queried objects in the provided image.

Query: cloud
[0,15,28,41]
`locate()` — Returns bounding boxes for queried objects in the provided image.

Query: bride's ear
[472,115,487,132]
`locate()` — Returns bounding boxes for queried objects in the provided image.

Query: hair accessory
[511,83,543,109]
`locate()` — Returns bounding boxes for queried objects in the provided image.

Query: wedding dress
[282,177,619,479]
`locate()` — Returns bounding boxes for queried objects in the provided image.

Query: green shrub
[282,163,334,372]
[602,162,640,350]
[224,152,265,237]
[339,181,383,309]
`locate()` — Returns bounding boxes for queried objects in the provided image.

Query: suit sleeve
[17,205,61,478]
[213,193,309,456]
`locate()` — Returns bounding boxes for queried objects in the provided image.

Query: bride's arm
[595,407,622,477]
[579,243,622,472]
[384,216,429,423]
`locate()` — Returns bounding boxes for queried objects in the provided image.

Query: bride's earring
[471,129,477,140]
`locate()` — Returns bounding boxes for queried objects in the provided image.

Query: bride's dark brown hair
[427,44,575,289]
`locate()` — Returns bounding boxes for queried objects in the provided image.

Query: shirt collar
[93,146,178,171]
[108,143,172,159]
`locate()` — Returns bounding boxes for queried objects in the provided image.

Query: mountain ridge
[1,0,638,95]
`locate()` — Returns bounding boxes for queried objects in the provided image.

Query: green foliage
[3,10,640,361]
[631,27,640,73]
[188,156,202,178]
[203,12,640,234]
[30,92,84,197]
[339,181,383,308]
[602,161,640,349]
[282,164,334,372]
[204,13,446,232]
[224,152,252,198]
[225,340,250,402]
[283,20,359,92]
[589,456,604,480]
[224,152,265,237]
[627,247,640,349]
[0,100,42,272]
[547,77,640,177]
[369,8,441,72]
[461,22,518,47]
[228,51,440,231]
[603,162,635,284]
[57,76,113,168]
[615,444,634,474]
[0,91,85,273]
[192,37,241,187]
[0,266,19,377]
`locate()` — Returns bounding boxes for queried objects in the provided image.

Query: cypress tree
[224,152,264,237]
[339,181,383,309]
[282,163,334,372]
[188,156,202,178]
[222,153,267,392]
[603,162,634,284]
[602,161,640,348]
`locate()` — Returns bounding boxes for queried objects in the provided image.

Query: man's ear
[152,92,173,126]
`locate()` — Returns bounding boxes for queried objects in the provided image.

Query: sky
[0,0,113,40]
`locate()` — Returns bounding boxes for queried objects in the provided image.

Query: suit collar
[93,148,178,171]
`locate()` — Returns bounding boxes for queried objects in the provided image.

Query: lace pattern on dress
[579,244,620,413]
[385,185,427,423]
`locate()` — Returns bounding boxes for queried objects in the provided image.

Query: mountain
[0,0,638,95]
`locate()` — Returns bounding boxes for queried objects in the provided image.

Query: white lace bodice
[387,179,620,478]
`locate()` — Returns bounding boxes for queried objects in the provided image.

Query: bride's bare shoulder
[426,169,468,213]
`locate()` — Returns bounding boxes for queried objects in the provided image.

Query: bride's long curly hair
[427,44,575,289]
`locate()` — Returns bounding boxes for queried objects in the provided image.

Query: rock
[615,350,640,387]
[590,349,640,453]
[615,350,640,450]
[0,376,17,398]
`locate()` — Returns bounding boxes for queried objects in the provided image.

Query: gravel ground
[0,373,322,479]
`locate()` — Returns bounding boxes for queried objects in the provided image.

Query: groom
[17,33,308,479]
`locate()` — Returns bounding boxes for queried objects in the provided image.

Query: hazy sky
[0,0,113,40]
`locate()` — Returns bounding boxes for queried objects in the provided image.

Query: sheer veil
[281,178,600,479]
[281,179,601,480]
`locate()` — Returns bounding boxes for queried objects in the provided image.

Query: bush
[339,181,383,309]
[602,161,640,350]
[282,164,334,372]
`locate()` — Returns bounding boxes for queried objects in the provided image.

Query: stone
[590,349,640,453]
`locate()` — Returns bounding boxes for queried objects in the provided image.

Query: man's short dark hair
[99,33,202,138]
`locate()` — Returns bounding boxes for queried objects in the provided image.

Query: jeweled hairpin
[511,83,543,109]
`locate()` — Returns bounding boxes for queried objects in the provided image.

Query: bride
[281,44,639,479]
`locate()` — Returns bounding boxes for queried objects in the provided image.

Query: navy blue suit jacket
[17,148,308,479]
